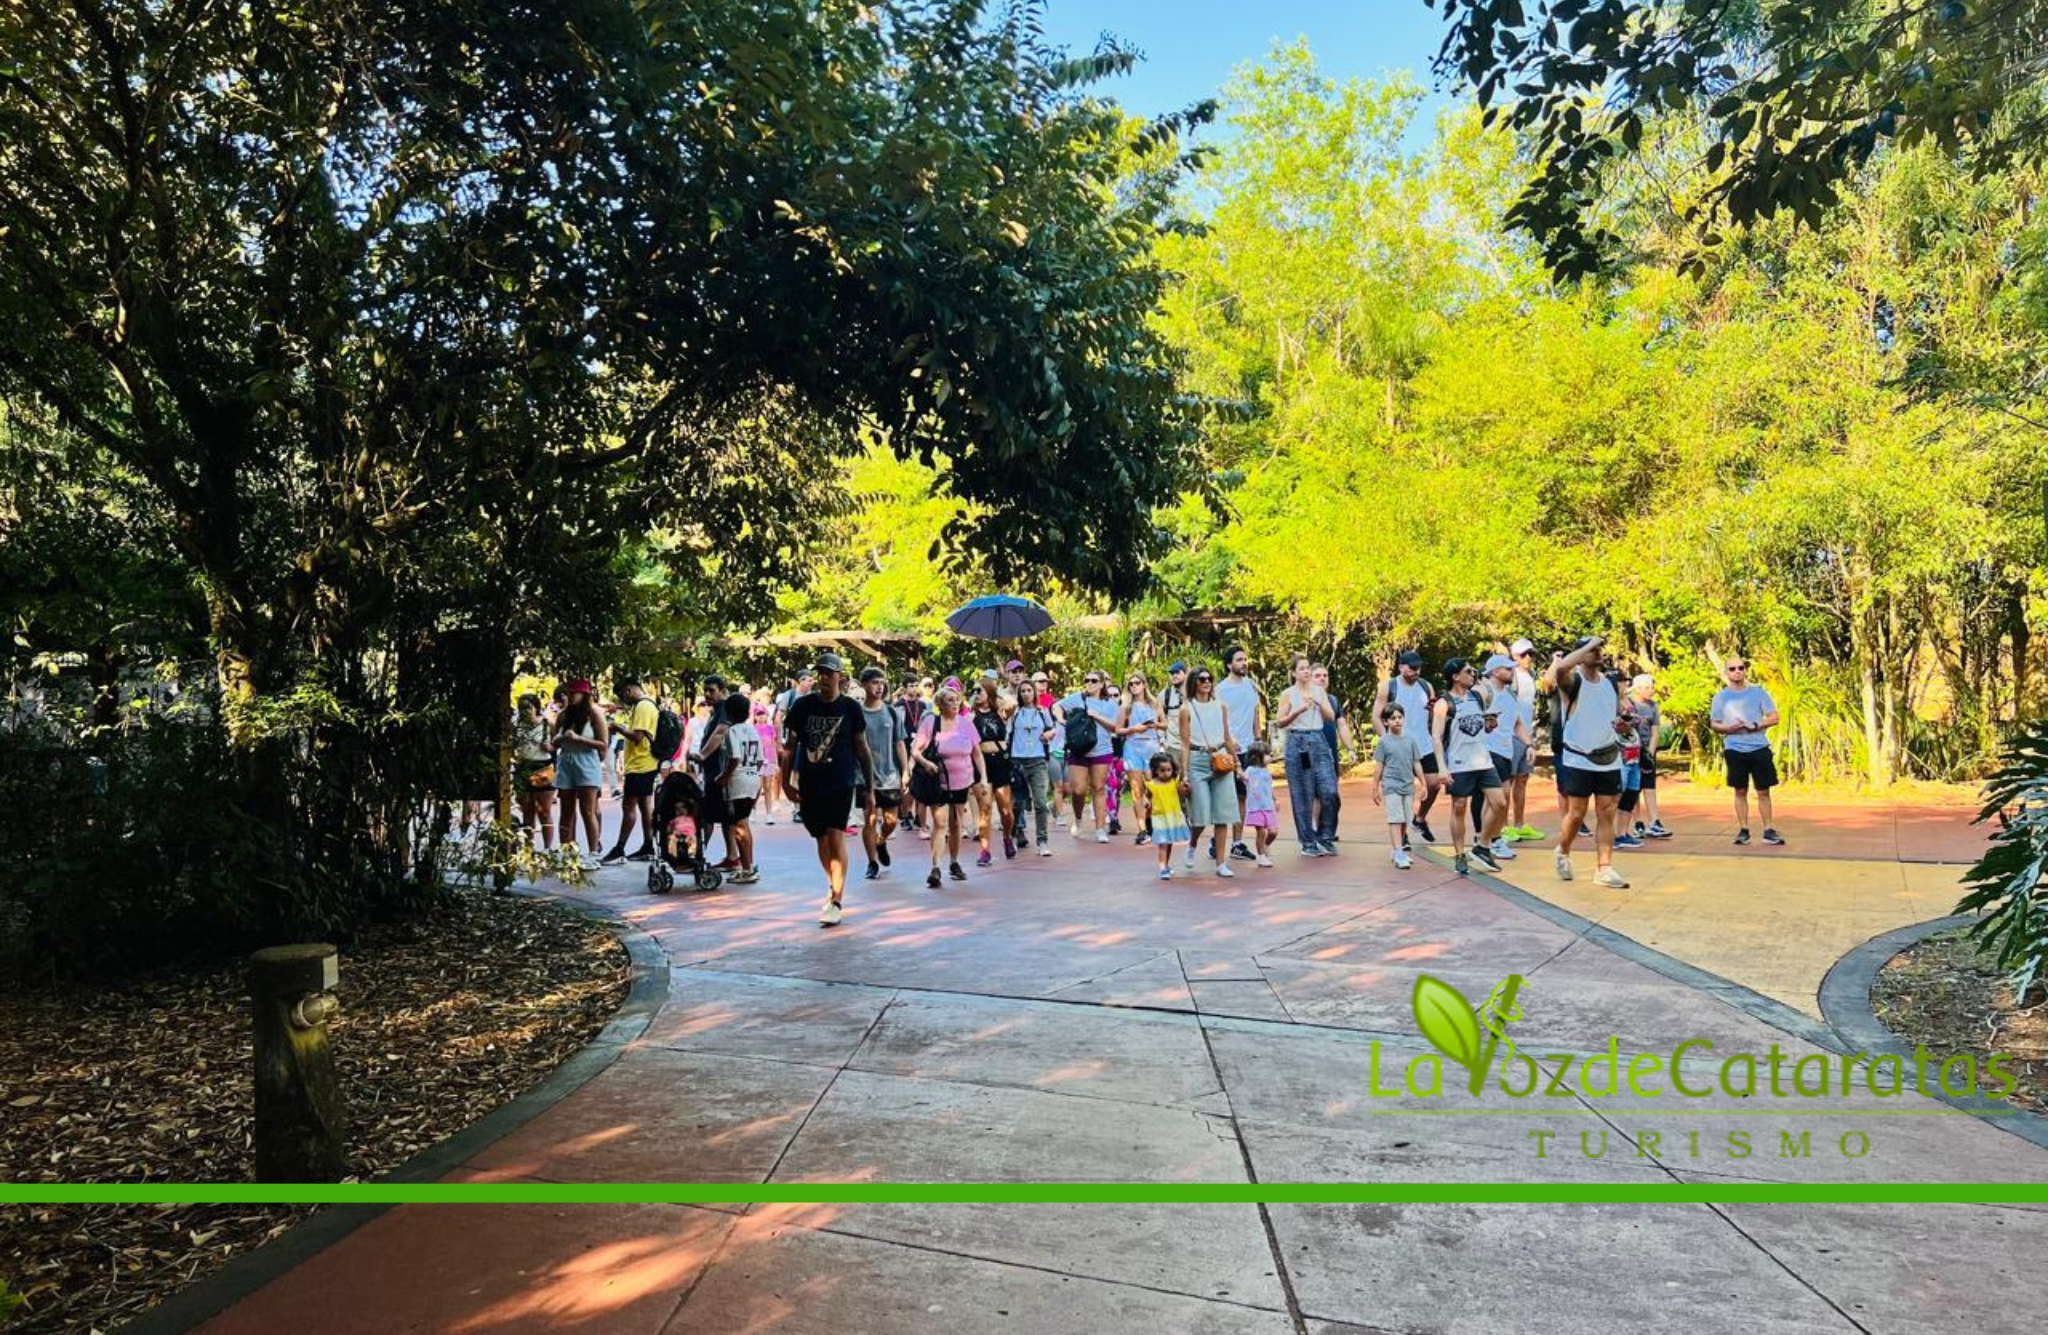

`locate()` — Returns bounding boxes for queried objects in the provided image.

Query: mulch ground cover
[1871,928,2048,1117]
[0,890,629,1335]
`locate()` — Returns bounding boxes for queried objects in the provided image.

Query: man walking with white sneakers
[1547,636,1631,889]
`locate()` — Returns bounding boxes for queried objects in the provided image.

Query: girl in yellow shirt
[1145,753,1192,880]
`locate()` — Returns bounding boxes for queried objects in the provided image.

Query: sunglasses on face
[1727,664,1748,672]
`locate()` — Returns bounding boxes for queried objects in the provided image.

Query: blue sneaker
[1613,833,1644,849]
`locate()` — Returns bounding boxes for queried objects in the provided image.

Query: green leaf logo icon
[1412,974,1484,1085]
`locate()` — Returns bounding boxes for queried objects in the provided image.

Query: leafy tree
[1430,0,2048,276]
[0,0,1208,967]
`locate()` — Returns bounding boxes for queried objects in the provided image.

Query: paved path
[1463,783,1985,1016]
[185,789,2042,1335]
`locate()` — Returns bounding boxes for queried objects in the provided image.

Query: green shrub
[1957,721,2048,1002]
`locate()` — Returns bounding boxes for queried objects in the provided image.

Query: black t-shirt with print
[784,693,867,793]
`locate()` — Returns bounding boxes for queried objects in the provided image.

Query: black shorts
[623,770,658,799]
[723,797,756,824]
[1419,753,1442,776]
[937,787,971,807]
[800,786,856,838]
[1726,748,1779,791]
[1557,764,1622,799]
[1639,763,1658,790]
[1449,766,1503,799]
[1492,753,1515,784]
[984,760,1013,789]
[860,785,902,810]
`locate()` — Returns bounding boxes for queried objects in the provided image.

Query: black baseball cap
[1397,650,1424,668]
[814,652,846,675]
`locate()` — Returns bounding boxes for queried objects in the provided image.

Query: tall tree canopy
[0,0,1209,966]
[1430,0,2048,276]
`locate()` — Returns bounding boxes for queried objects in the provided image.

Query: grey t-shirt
[1008,700,1054,760]
[1374,733,1424,796]
[1711,686,1776,753]
[861,702,905,788]
[1634,699,1661,756]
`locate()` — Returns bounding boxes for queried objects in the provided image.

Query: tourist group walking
[512,640,1786,929]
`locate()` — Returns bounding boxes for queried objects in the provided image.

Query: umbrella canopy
[945,595,1054,641]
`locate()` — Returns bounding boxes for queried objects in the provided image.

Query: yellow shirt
[1146,777,1185,820]
[622,698,660,774]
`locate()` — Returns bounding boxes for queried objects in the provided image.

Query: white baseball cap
[1510,638,1535,657]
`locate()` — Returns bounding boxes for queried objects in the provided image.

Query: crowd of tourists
[509,641,1786,929]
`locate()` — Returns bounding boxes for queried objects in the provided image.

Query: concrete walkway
[1459,782,1985,1016]
[183,789,2042,1335]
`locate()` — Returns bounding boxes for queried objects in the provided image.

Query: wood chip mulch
[0,891,630,1335]
[1871,929,2048,1117]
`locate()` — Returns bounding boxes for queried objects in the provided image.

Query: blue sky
[1035,0,1455,128]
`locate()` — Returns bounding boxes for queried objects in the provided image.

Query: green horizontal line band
[2,1184,2042,1205]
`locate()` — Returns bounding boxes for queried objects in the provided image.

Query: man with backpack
[1548,635,1631,888]
[1056,671,1119,842]
[600,677,660,865]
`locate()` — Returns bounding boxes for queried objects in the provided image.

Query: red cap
[566,678,594,695]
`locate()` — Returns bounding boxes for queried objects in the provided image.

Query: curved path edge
[1816,912,2048,1152]
[115,892,670,1335]
[1424,847,1844,1051]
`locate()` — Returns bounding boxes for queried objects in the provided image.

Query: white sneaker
[1184,847,1196,868]
[1255,854,1274,868]
[1490,837,1518,860]
[1095,829,1109,844]
[1393,848,1413,870]
[1037,842,1052,857]
[1069,821,1081,838]
[819,899,843,927]
[1215,861,1235,878]
[1593,867,1631,889]
[1554,852,1573,881]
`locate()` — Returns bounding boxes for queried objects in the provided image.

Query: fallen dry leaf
[0,891,628,1335]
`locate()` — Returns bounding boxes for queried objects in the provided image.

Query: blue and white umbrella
[945,594,1054,641]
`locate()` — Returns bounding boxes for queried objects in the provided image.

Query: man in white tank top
[1547,635,1630,889]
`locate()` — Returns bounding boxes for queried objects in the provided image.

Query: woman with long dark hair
[971,677,1017,864]
[552,679,609,868]
[514,693,557,850]
[1178,666,1241,878]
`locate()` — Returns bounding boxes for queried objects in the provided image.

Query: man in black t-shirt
[778,653,874,927]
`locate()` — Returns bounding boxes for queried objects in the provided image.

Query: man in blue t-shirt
[1709,657,1785,847]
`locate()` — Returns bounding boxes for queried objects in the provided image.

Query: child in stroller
[648,770,723,893]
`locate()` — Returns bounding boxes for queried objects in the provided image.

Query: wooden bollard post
[249,944,345,1182]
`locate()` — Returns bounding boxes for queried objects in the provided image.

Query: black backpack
[1063,699,1099,756]
[653,707,684,762]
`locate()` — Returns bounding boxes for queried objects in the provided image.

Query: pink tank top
[923,712,979,790]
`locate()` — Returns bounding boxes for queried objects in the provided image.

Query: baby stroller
[648,771,722,893]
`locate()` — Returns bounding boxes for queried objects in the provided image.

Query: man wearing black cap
[778,653,876,926]
[1374,651,1445,844]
